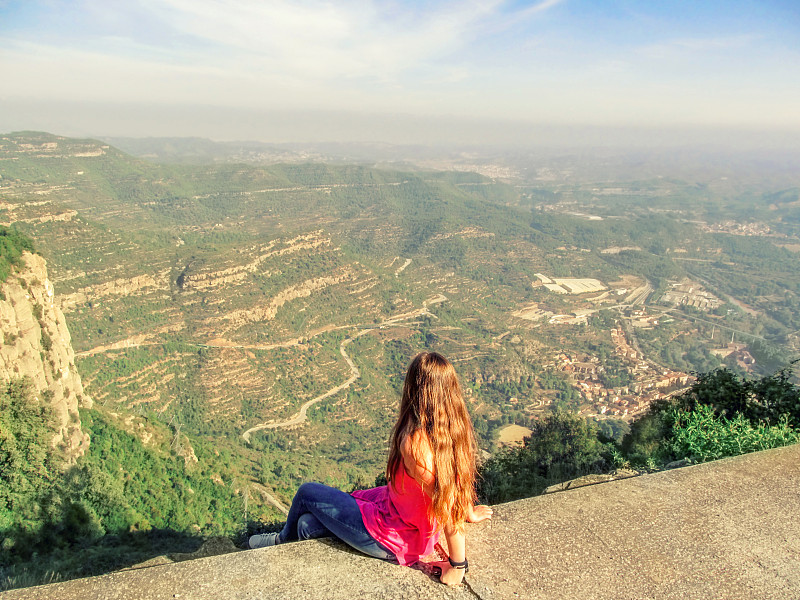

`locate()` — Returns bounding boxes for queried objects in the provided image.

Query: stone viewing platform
[6,444,799,600]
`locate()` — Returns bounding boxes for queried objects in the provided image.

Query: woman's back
[386,352,478,531]
[351,459,439,565]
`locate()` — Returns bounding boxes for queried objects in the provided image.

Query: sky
[1,0,799,145]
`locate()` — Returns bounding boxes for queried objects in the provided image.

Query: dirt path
[241,335,367,442]
[394,258,412,277]
[75,335,158,357]
[192,180,409,200]
[241,294,446,441]
[75,325,349,357]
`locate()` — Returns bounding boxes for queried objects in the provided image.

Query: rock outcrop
[0,252,91,461]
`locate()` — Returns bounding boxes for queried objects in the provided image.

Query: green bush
[672,364,800,427]
[0,381,250,591]
[622,364,800,467]
[0,379,57,535]
[621,410,671,466]
[0,228,34,283]
[665,404,799,463]
[40,331,52,352]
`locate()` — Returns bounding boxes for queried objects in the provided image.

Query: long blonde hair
[386,351,477,530]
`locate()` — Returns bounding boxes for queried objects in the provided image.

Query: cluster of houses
[700,221,771,236]
[710,342,757,371]
[550,325,693,419]
[626,308,662,329]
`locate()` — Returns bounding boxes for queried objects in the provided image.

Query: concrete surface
[5,444,799,600]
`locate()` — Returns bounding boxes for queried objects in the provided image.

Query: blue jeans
[279,482,396,562]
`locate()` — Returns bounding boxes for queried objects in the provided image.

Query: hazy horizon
[4,101,800,154]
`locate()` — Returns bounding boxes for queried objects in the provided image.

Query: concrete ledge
[467,443,800,600]
[6,444,800,600]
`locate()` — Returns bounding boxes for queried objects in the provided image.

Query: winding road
[241,335,364,442]
[251,482,289,516]
[240,294,446,442]
[76,294,446,444]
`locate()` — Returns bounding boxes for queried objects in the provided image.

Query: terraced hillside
[0,134,546,500]
[3,132,797,510]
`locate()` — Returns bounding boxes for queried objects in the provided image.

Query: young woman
[249,351,493,586]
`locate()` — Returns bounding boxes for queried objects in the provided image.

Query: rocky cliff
[0,251,91,461]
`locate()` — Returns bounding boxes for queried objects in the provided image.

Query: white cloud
[1,0,570,110]
[131,0,509,82]
[519,0,566,18]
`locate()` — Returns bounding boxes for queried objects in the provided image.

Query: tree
[621,410,670,466]
[622,362,800,467]
[668,363,800,426]
[478,411,612,504]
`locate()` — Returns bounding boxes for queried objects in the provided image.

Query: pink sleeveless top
[351,464,439,565]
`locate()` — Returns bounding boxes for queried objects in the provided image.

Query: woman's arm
[440,523,467,586]
[400,430,435,497]
[439,505,492,585]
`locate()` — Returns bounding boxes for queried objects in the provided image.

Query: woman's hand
[434,561,465,586]
[467,504,493,523]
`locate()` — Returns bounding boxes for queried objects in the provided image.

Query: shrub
[673,364,800,427]
[622,364,800,467]
[621,410,671,467]
[665,404,799,463]
[0,227,34,284]
[40,331,52,352]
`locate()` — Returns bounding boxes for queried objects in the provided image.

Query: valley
[2,131,799,520]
